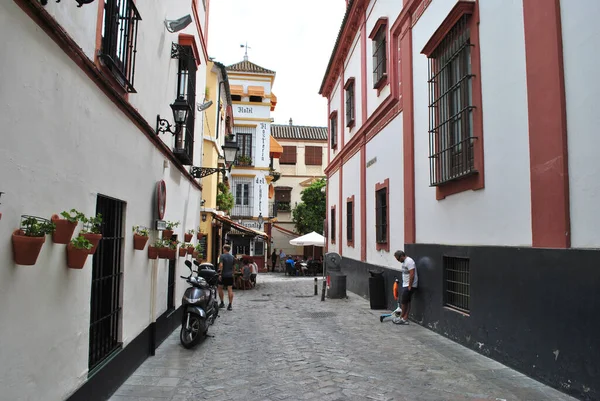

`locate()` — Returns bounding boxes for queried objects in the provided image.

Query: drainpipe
[215,81,227,140]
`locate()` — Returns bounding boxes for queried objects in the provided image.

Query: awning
[230,85,244,96]
[270,92,278,111]
[214,214,268,239]
[270,136,283,159]
[247,86,265,97]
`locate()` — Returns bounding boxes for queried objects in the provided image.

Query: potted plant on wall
[133,225,150,250]
[186,242,195,254]
[196,227,204,240]
[148,239,160,259]
[164,239,178,260]
[178,244,187,257]
[12,216,56,265]
[216,183,234,214]
[236,155,252,166]
[184,229,194,242]
[81,213,102,255]
[163,221,180,239]
[193,243,204,260]
[52,209,83,244]
[67,235,93,269]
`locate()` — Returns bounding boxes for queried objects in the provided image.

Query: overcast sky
[207,0,346,127]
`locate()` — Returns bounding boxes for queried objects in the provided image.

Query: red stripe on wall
[523,0,570,248]
[339,165,343,256]
[360,145,367,261]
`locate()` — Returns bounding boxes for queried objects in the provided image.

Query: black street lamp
[190,141,240,179]
[156,96,191,136]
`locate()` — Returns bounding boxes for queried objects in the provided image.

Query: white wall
[343,33,363,143]
[365,116,404,268]
[411,0,532,246]
[561,0,600,248]
[329,78,342,162]
[341,152,361,260]
[0,2,201,400]
[327,170,340,252]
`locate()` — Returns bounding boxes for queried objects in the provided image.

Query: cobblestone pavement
[110,274,575,401]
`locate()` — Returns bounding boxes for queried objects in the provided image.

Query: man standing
[218,244,235,311]
[271,248,278,272]
[279,249,286,272]
[394,250,418,324]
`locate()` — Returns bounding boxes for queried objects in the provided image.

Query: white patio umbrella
[289,231,326,247]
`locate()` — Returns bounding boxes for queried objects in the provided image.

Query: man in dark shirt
[218,244,235,311]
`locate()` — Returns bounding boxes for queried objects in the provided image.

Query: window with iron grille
[232,178,253,217]
[372,24,387,88]
[234,127,254,166]
[167,260,176,311]
[99,0,141,93]
[330,113,338,149]
[304,146,322,166]
[171,43,196,165]
[280,146,297,165]
[427,15,476,186]
[89,195,125,371]
[346,199,354,245]
[443,256,470,313]
[345,79,355,127]
[375,187,387,245]
[254,240,264,256]
[330,207,336,243]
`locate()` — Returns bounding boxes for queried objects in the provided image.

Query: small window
[254,240,264,256]
[231,95,242,101]
[330,207,336,244]
[235,133,253,166]
[100,0,141,93]
[346,196,354,246]
[345,79,355,127]
[173,44,196,165]
[249,95,263,103]
[330,112,338,149]
[305,146,322,166]
[375,179,389,251]
[443,256,470,313]
[280,146,297,165]
[370,19,388,89]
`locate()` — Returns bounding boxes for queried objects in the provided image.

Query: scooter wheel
[380,316,384,323]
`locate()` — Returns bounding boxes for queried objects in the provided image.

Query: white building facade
[0,0,211,400]
[320,1,600,400]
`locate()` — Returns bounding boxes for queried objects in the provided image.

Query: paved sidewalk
[110,274,575,401]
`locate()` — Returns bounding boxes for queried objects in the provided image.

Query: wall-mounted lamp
[202,213,207,222]
[258,213,264,227]
[41,0,96,6]
[190,141,240,179]
[156,96,191,136]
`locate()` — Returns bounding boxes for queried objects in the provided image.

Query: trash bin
[328,274,347,299]
[368,270,386,309]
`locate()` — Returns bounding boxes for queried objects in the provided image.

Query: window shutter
[281,146,297,164]
[305,146,322,166]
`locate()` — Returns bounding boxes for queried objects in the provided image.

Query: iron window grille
[346,201,353,243]
[330,208,336,243]
[268,200,278,218]
[254,240,264,256]
[171,44,196,165]
[234,127,255,166]
[232,178,253,218]
[443,256,470,313]
[167,260,176,311]
[345,80,355,126]
[375,188,387,243]
[372,26,387,88]
[89,195,125,371]
[99,0,141,93]
[427,15,476,186]
[330,114,338,148]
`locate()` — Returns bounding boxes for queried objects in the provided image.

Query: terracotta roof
[226,60,275,75]
[271,124,327,141]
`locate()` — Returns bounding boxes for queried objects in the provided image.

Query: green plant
[167,240,179,250]
[153,239,165,247]
[21,217,56,237]
[165,221,180,230]
[195,243,204,252]
[237,155,252,164]
[216,182,234,212]
[81,213,102,234]
[292,178,326,234]
[187,229,195,235]
[60,209,85,223]
[70,236,93,250]
[133,225,149,236]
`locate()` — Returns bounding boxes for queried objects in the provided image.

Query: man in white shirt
[250,260,258,287]
[394,250,418,325]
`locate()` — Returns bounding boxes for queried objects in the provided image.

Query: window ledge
[347,240,354,248]
[435,172,483,200]
[376,242,389,252]
[374,74,388,91]
[346,119,355,129]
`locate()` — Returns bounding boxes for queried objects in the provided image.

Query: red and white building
[320,1,599,399]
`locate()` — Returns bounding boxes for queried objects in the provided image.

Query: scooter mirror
[193,260,200,267]
[184,260,193,272]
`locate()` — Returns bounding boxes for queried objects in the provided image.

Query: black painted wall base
[67,306,182,401]
[341,245,600,401]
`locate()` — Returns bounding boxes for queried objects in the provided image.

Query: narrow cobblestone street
[110,275,574,401]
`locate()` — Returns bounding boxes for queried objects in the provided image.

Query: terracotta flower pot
[178,247,187,257]
[187,245,195,253]
[157,247,169,259]
[51,214,77,244]
[163,230,174,239]
[148,246,158,259]
[192,250,199,258]
[184,233,193,242]
[12,230,46,266]
[82,232,102,254]
[67,243,89,269]
[134,234,149,250]
[165,248,176,260]
[196,233,204,240]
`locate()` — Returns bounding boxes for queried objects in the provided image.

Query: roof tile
[271,124,328,141]
[226,60,275,75]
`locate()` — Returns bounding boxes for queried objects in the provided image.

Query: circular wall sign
[156,180,166,220]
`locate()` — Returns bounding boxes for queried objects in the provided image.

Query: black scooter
[179,260,219,349]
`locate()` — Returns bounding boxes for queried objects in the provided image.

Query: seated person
[285,256,295,275]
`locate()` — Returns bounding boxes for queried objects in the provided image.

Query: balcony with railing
[231,204,253,218]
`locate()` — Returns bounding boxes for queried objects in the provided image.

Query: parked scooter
[179,260,219,349]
